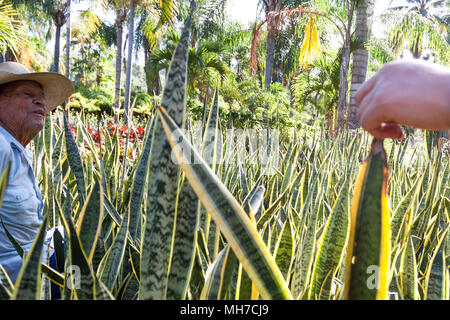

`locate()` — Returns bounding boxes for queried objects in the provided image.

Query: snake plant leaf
[97,208,129,292]
[0,162,10,208]
[244,184,266,222]
[200,244,238,300]
[0,265,13,299]
[166,173,200,299]
[43,113,53,164]
[56,188,95,300]
[202,86,223,262]
[128,115,154,241]
[309,178,350,300]
[11,215,48,300]
[344,138,391,300]
[424,229,447,300]
[390,174,421,246]
[76,180,104,263]
[202,86,222,171]
[139,3,195,300]
[157,106,292,300]
[400,236,420,300]
[63,111,86,204]
[274,216,294,280]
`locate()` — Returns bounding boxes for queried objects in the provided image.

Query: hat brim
[0,72,74,112]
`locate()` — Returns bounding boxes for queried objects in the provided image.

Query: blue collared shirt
[0,125,48,283]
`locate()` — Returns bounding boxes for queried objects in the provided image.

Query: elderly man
[0,62,73,283]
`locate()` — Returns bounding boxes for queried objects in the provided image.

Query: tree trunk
[264,17,277,90]
[123,1,136,124]
[412,34,421,58]
[114,12,126,123]
[336,1,356,133]
[4,47,17,62]
[52,24,61,73]
[65,0,71,79]
[348,0,374,129]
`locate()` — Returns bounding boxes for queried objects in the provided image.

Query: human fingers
[364,122,404,140]
[356,86,375,124]
[354,72,378,107]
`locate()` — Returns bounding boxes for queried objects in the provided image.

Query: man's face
[0,80,47,145]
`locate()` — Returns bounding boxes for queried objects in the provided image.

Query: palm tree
[65,0,71,79]
[261,0,282,89]
[123,0,136,124]
[0,0,26,62]
[104,0,130,123]
[385,0,449,61]
[348,0,374,129]
[43,0,70,73]
[109,0,177,123]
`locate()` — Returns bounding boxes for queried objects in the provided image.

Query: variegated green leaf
[77,180,104,263]
[157,106,292,300]
[11,216,48,300]
[425,229,447,300]
[309,178,350,300]
[97,209,129,292]
[200,244,238,300]
[139,4,195,300]
[400,236,420,300]
[0,265,13,299]
[63,111,86,204]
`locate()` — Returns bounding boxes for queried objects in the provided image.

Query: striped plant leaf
[11,215,48,300]
[390,174,421,245]
[76,180,104,263]
[128,115,155,241]
[157,106,292,300]
[202,87,223,261]
[166,172,200,298]
[43,113,53,163]
[244,184,266,222]
[309,178,350,300]
[291,172,320,299]
[200,244,238,300]
[139,3,194,300]
[292,201,318,299]
[97,208,129,292]
[424,229,447,300]
[56,188,95,300]
[0,162,10,208]
[400,236,420,300]
[202,86,222,171]
[343,139,390,300]
[274,216,294,280]
[63,111,86,204]
[0,265,13,299]
[235,263,252,300]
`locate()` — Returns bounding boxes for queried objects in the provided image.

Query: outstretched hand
[355,59,450,139]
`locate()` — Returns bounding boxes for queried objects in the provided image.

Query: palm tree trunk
[65,0,71,79]
[348,0,374,129]
[52,24,61,73]
[123,0,136,124]
[114,18,124,123]
[336,1,356,133]
[264,17,277,90]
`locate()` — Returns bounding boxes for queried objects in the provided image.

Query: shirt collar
[0,125,33,161]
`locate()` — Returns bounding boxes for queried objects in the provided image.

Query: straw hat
[0,62,74,112]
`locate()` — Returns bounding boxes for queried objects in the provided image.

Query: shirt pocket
[2,185,37,215]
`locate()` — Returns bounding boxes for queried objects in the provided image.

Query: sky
[68,0,401,66]
[226,1,394,20]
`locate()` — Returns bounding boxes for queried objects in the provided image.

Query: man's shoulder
[0,130,12,157]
